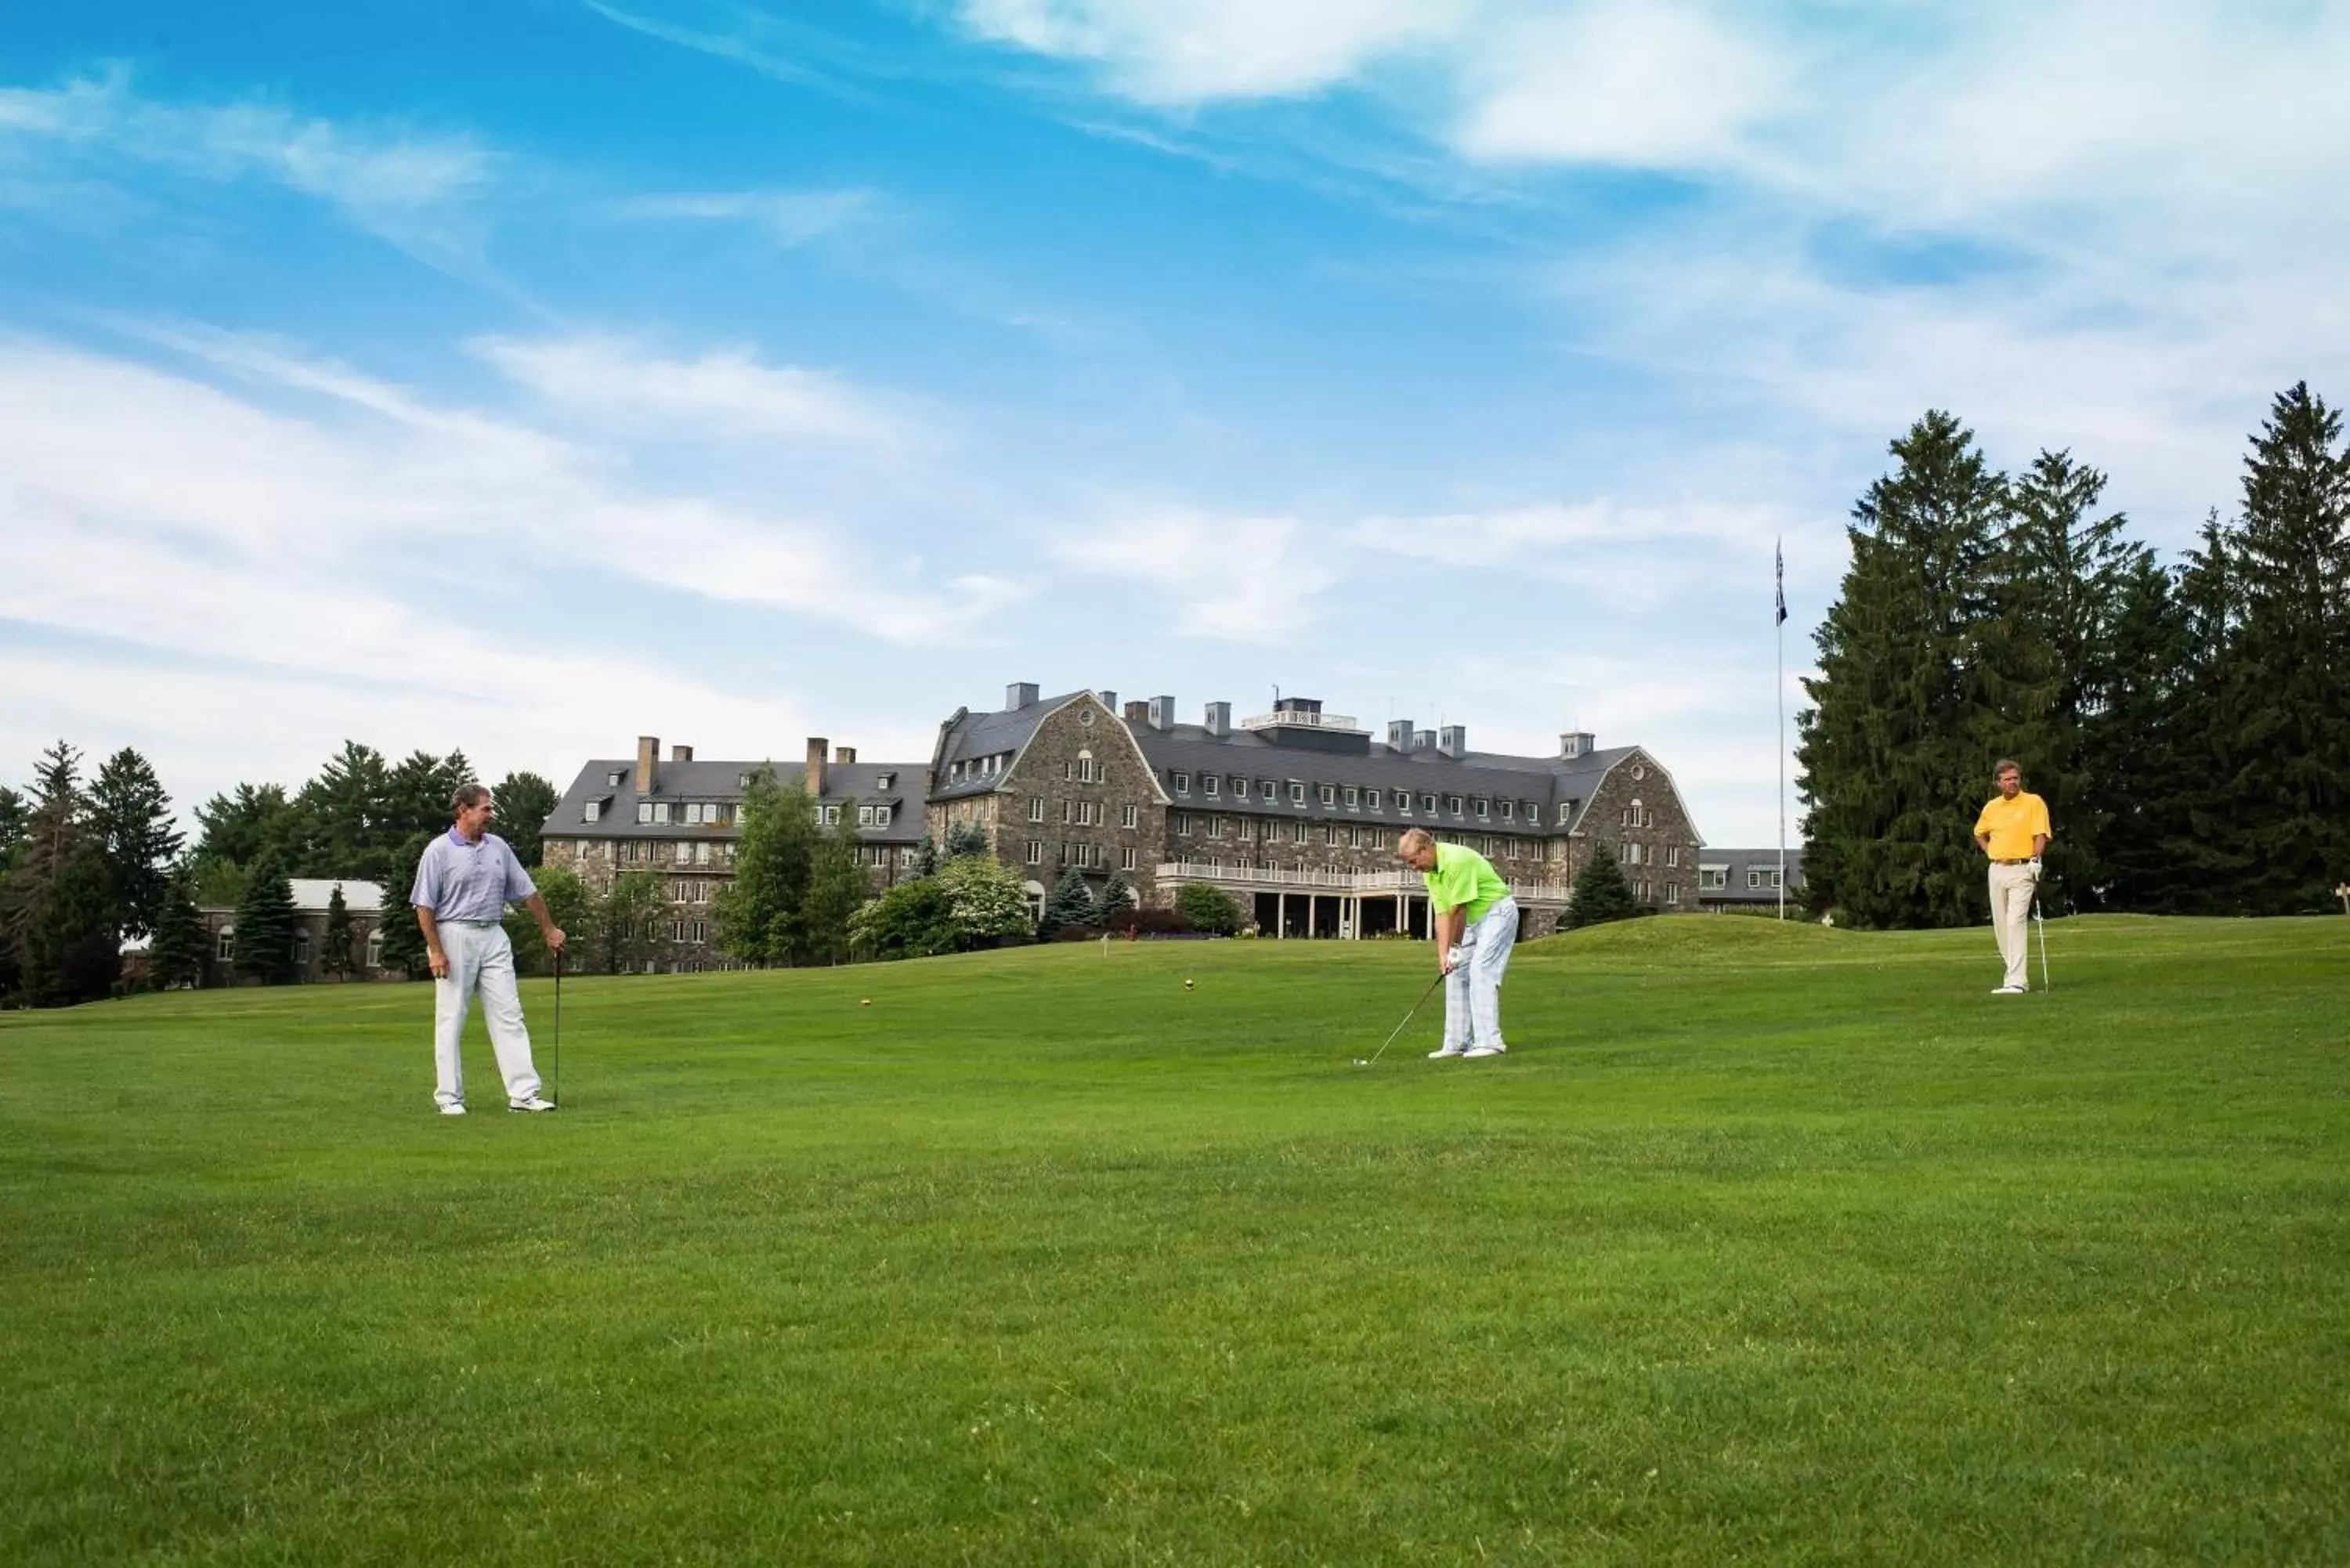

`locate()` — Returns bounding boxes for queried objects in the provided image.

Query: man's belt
[1991,858,2034,865]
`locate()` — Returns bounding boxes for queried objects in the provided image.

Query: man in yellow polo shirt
[1972,758,2052,995]
[1397,829,1519,1059]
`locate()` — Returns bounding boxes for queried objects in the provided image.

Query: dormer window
[877,771,895,789]
[1318,784,1336,807]
[1203,775,1219,797]
[606,771,624,789]
[1288,781,1307,806]
[583,800,603,823]
[1473,797,1490,820]
[1232,777,1249,799]
[1173,771,1191,795]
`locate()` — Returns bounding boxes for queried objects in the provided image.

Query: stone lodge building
[201,879,391,983]
[543,682,1709,966]
[1696,847,1806,913]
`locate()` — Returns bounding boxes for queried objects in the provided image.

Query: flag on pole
[1775,538,1788,625]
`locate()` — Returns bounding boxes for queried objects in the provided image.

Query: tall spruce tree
[0,784,26,999]
[89,747,183,939]
[2088,553,2196,912]
[290,742,392,880]
[1798,411,2024,928]
[943,821,989,859]
[233,851,300,985]
[2002,451,2140,911]
[493,770,559,869]
[152,865,208,989]
[320,885,356,980]
[1037,867,1096,937]
[375,833,432,978]
[2223,382,2350,912]
[1566,844,1639,928]
[1091,871,1135,926]
[2,743,120,1006]
[2165,514,2254,910]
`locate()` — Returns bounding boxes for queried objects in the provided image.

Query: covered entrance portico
[1167,863,1564,939]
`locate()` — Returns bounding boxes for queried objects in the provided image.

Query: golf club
[2034,896,2051,992]
[551,946,562,1106]
[1354,969,1447,1068]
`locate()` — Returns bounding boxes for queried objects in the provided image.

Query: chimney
[835,745,858,764]
[1560,730,1595,759]
[1387,720,1414,752]
[1414,728,1437,752]
[1437,724,1466,759]
[804,737,829,798]
[1097,689,1117,711]
[635,735,660,795]
[1148,694,1177,732]
[1007,681,1039,710]
[1204,701,1232,738]
[671,743,694,764]
[1123,700,1152,724]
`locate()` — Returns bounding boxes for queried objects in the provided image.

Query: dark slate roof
[1135,725,1645,834]
[1697,846,1807,894]
[549,757,926,844]
[930,691,1093,802]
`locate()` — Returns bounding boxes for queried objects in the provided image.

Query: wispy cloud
[613,186,882,246]
[1050,507,1339,641]
[0,67,494,276]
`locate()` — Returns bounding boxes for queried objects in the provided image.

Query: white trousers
[1442,896,1520,1053]
[433,920,541,1107]
[1988,862,2037,990]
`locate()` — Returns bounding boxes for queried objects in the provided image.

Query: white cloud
[1354,497,1785,567]
[958,0,1473,103]
[0,67,491,270]
[1451,2,1786,168]
[613,186,881,246]
[472,335,912,450]
[1050,508,1338,640]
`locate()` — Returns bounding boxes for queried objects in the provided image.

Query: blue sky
[5,2,2345,844]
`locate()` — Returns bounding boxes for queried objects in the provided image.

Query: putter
[1355,970,1447,1068]
[2034,898,2051,992]
[551,947,562,1106]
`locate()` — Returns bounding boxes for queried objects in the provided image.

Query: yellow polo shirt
[1973,791,2051,861]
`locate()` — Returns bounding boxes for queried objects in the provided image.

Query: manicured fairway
[4,916,2347,1565]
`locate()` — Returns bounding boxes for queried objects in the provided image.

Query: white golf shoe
[1428,1046,1465,1059]
[439,1104,467,1117]
[1462,1044,1506,1059]
[1991,985,2026,995]
[509,1096,558,1112]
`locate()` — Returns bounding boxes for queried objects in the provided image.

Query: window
[737,772,755,789]
[1622,842,1642,866]
[583,800,602,823]
[1665,883,1680,905]
[1395,789,1412,815]
[1260,779,1278,802]
[1078,754,1099,783]
[1288,781,1307,806]
[1175,812,1192,836]
[1632,763,1647,782]
[1077,706,1096,727]
[1173,771,1191,795]
[1667,844,1682,868]
[366,931,383,969]
[1447,795,1464,816]
[1748,867,1784,890]
[1237,818,1254,841]
[294,932,310,970]
[1498,800,1513,821]
[1122,804,1138,829]
[1474,797,1490,820]
[1318,783,1336,807]
[822,805,841,826]
[1026,840,1043,865]
[608,771,625,789]
[1323,825,1338,845]
[1122,847,1138,872]
[1063,800,1073,824]
[877,771,895,789]
[1622,800,1651,829]
[636,801,653,824]
[1232,777,1249,799]
[1293,822,1308,844]
[1367,789,1383,813]
[1558,802,1574,825]
[1699,866,1727,891]
[1027,797,1045,822]
[1061,761,1072,781]
[1638,881,1651,902]
[1202,775,1219,797]
[1422,793,1439,815]
[1343,786,1359,809]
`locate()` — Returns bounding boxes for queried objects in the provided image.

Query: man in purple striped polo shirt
[411,782,566,1115]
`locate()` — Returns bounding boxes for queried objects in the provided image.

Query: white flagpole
[1777,538,1788,922]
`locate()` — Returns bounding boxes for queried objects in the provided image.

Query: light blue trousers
[1442,895,1519,1053]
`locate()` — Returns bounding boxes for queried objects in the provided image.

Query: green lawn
[4,916,2347,1566]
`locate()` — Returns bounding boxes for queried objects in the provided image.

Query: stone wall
[980,692,1170,899]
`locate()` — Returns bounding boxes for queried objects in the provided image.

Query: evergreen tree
[1091,871,1134,927]
[1174,881,1242,935]
[89,747,183,940]
[152,865,208,990]
[1037,867,1096,937]
[320,885,356,980]
[2163,514,2255,911]
[2223,382,2350,912]
[288,742,392,880]
[1798,411,2023,928]
[801,812,869,965]
[375,833,432,979]
[602,870,667,974]
[1566,844,1640,929]
[0,785,25,999]
[193,781,295,873]
[385,750,475,845]
[493,770,560,869]
[2,743,120,1006]
[2088,553,2196,912]
[2002,450,2140,911]
[912,834,942,879]
[232,851,300,985]
[937,854,1036,940]
[715,771,819,965]
[943,820,989,859]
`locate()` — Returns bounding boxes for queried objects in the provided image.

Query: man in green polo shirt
[1397,829,1520,1060]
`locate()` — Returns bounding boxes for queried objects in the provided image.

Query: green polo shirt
[1423,841,1510,923]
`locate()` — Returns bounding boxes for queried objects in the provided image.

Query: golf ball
[860,999,871,1006]
[1184,979,1194,990]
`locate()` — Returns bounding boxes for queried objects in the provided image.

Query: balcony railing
[1239,709,1362,733]
[1155,862,1573,904]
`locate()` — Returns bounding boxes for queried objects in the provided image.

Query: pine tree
[2002,451,2141,911]
[89,748,183,940]
[375,833,432,979]
[2223,382,2350,912]
[152,866,208,989]
[943,821,989,860]
[320,885,356,980]
[2088,553,2196,912]
[2162,515,2253,912]
[1091,871,1135,927]
[493,770,559,869]
[289,742,392,880]
[1037,867,1096,937]
[1798,411,2019,928]
[2,743,121,1006]
[233,851,299,985]
[715,771,819,965]
[1566,844,1640,929]
[0,785,26,999]
[912,835,942,879]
